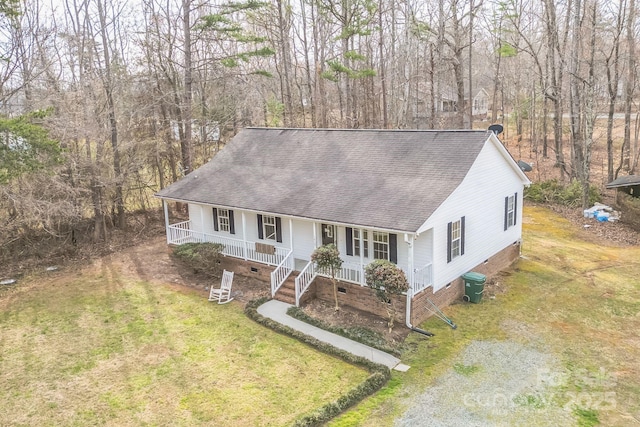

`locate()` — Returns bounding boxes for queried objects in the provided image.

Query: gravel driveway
[396,341,576,426]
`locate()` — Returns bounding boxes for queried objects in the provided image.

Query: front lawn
[0,268,368,426]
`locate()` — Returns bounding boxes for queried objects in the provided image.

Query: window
[321,224,336,245]
[507,196,515,227]
[353,229,369,257]
[212,207,235,234]
[263,215,277,241]
[346,228,396,262]
[450,220,461,259]
[504,192,518,230]
[373,231,389,260]
[257,214,282,242]
[447,216,465,263]
[217,209,230,232]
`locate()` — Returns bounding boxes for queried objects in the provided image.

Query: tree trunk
[378,0,388,128]
[622,0,636,175]
[97,0,125,229]
[182,0,193,175]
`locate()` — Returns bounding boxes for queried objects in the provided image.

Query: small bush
[172,242,225,278]
[525,179,601,207]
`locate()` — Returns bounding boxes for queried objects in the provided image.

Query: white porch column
[241,211,248,260]
[359,227,365,286]
[201,206,206,242]
[289,218,294,252]
[406,233,415,292]
[163,200,170,244]
[312,222,318,248]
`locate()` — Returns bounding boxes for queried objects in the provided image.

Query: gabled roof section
[606,175,640,189]
[156,128,494,232]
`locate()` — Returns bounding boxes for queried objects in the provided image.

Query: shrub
[172,242,225,278]
[525,179,601,207]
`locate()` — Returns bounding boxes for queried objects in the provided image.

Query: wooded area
[0,0,639,254]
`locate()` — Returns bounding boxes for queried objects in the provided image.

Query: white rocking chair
[208,270,234,304]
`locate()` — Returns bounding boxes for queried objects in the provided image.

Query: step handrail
[294,260,317,307]
[270,250,294,297]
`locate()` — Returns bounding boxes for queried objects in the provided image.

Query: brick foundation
[309,276,406,321]
[219,255,273,283]
[410,241,521,326]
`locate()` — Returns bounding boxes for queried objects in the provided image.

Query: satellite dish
[488,124,504,135]
[517,160,533,172]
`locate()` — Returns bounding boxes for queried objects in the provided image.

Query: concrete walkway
[257,300,408,371]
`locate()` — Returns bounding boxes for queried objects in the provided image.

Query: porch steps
[274,272,298,305]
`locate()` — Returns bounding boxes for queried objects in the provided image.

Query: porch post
[359,227,365,286]
[312,222,317,248]
[201,206,206,242]
[163,200,170,244]
[241,211,248,260]
[289,218,294,253]
[406,233,415,294]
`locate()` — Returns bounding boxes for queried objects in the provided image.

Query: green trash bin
[462,272,486,303]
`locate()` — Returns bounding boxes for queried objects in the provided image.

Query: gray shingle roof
[156,128,492,232]
[606,175,640,188]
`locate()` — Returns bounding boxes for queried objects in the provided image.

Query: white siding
[413,228,434,269]
[188,204,204,233]
[292,219,316,260]
[199,205,247,239]
[243,211,259,242]
[418,138,525,291]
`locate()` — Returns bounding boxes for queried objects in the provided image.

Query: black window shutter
[514,192,518,226]
[504,196,509,231]
[257,214,264,239]
[345,227,353,256]
[229,210,235,234]
[213,208,219,232]
[389,233,397,264]
[447,222,452,263]
[275,217,283,243]
[461,216,466,256]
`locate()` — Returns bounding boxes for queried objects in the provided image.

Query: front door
[321,224,336,246]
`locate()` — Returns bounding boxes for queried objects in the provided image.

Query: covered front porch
[162,201,434,308]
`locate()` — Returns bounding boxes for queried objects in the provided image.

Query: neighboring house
[472,88,490,118]
[156,128,530,326]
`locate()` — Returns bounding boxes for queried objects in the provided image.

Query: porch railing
[167,222,288,266]
[167,220,192,244]
[270,250,294,297]
[317,261,363,285]
[294,261,317,306]
[413,263,433,294]
[167,221,434,296]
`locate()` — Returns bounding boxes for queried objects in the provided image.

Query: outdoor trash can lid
[462,272,486,282]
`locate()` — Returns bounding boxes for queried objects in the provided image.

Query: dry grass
[0,269,368,426]
[330,205,640,426]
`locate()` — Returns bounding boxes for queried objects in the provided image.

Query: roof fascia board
[487,132,532,185]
